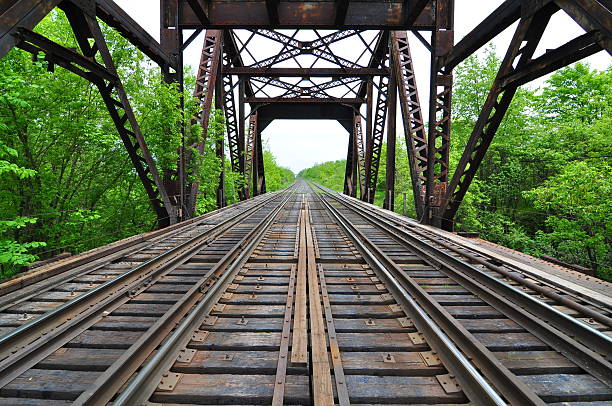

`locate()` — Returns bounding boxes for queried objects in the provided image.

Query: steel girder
[392,30,427,219]
[423,0,454,226]
[383,44,397,212]
[170,0,443,30]
[186,29,223,217]
[364,72,390,204]
[354,114,367,196]
[343,115,358,198]
[243,113,257,199]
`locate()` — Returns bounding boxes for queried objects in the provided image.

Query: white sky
[115,1,610,174]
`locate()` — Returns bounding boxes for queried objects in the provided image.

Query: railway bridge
[0,0,611,405]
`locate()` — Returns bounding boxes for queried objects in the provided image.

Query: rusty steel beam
[245,97,364,104]
[364,71,390,204]
[0,0,62,59]
[354,114,367,197]
[244,113,257,198]
[186,0,210,25]
[383,48,397,212]
[65,3,174,227]
[173,0,440,29]
[554,0,611,55]
[221,49,244,190]
[186,29,223,217]
[439,4,556,231]
[500,30,604,89]
[392,30,427,219]
[343,121,358,198]
[423,0,453,226]
[14,28,117,82]
[223,67,388,77]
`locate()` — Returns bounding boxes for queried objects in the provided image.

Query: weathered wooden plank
[66,330,141,349]
[213,304,286,316]
[305,205,334,405]
[332,304,404,318]
[202,316,284,332]
[173,350,306,375]
[0,398,71,405]
[150,374,310,405]
[494,351,580,374]
[337,332,429,351]
[291,209,308,365]
[38,348,123,371]
[341,352,445,376]
[0,369,100,400]
[344,375,466,403]
[93,315,156,331]
[188,331,281,350]
[458,318,524,333]
[519,374,612,402]
[334,318,414,333]
[113,303,172,316]
[473,332,548,351]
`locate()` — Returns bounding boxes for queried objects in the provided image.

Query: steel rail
[412,227,612,326]
[317,184,612,387]
[336,193,612,324]
[328,185,612,347]
[0,195,267,312]
[0,190,290,387]
[111,189,297,406]
[349,193,612,313]
[310,186,511,406]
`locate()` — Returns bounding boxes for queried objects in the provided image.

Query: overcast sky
[115,1,610,174]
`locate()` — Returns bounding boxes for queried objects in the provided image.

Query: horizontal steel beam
[247,97,364,104]
[224,67,388,77]
[172,0,441,29]
[14,27,117,82]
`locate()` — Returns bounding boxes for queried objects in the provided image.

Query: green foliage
[0,142,45,278]
[0,11,247,280]
[263,150,295,191]
[298,160,346,191]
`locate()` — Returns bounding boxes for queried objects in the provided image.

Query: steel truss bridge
[1,0,609,230]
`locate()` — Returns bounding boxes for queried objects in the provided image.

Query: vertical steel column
[244,113,257,198]
[392,30,427,219]
[215,64,226,208]
[364,42,391,205]
[424,0,454,226]
[160,0,184,222]
[343,121,358,198]
[361,80,374,201]
[221,45,244,200]
[383,48,397,212]
[255,123,266,195]
[187,30,223,216]
[238,79,247,199]
[354,113,367,198]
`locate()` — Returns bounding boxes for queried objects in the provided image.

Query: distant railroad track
[0,180,609,405]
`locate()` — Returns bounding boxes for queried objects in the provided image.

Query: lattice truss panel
[229,29,383,100]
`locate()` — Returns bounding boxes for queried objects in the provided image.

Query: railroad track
[0,180,610,405]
